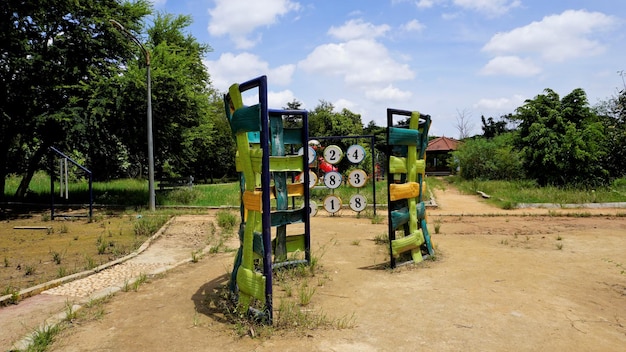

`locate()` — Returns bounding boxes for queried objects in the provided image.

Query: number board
[347,169,368,188]
[349,194,367,212]
[309,200,318,217]
[298,170,318,189]
[298,146,317,165]
[323,171,342,189]
[323,145,343,165]
[346,144,366,163]
[323,195,342,214]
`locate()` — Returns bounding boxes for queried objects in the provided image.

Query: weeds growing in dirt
[132,273,148,291]
[373,233,389,245]
[27,324,62,352]
[24,264,36,276]
[298,282,316,306]
[1,285,20,305]
[84,255,96,270]
[433,218,442,234]
[191,250,202,263]
[555,242,564,250]
[51,250,63,265]
[57,267,67,278]
[134,215,168,237]
[64,300,78,322]
[216,210,237,232]
[371,214,384,224]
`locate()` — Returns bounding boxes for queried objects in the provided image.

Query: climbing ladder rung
[236,153,304,173]
[391,230,424,258]
[389,127,422,146]
[390,207,410,230]
[271,208,305,227]
[243,184,306,212]
[231,104,261,133]
[389,156,426,174]
[272,233,306,254]
[237,267,266,303]
[389,182,420,201]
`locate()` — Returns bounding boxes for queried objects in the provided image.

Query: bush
[451,133,524,180]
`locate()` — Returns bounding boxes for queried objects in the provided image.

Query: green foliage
[216,210,237,231]
[448,176,626,206]
[451,133,524,180]
[309,100,364,137]
[0,0,152,198]
[513,88,609,186]
[133,215,169,237]
[595,89,626,178]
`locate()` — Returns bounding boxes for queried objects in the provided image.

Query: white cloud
[402,19,425,32]
[333,98,357,112]
[298,39,414,86]
[328,19,390,41]
[268,90,297,108]
[474,94,525,111]
[204,52,295,92]
[454,0,521,16]
[416,0,437,9]
[479,56,541,76]
[365,85,413,102]
[482,10,618,62]
[208,0,300,49]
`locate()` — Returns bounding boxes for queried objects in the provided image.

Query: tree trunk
[15,144,48,199]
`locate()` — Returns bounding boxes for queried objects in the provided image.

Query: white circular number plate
[349,194,367,212]
[346,145,366,163]
[323,145,343,165]
[348,169,368,188]
[323,171,342,189]
[323,195,342,214]
[298,146,316,165]
[298,170,318,188]
[309,200,318,217]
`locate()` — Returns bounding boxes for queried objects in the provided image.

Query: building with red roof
[426,136,460,175]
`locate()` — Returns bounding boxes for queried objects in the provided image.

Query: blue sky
[153,0,626,137]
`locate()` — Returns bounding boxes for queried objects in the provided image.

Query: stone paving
[42,262,165,298]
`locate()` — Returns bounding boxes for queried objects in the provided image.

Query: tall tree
[0,0,151,198]
[481,115,509,138]
[513,88,608,186]
[595,87,626,178]
[308,100,363,137]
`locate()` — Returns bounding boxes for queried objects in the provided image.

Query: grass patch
[445,176,626,208]
[27,324,62,352]
[216,210,237,232]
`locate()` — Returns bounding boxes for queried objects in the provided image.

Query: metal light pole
[110,19,156,211]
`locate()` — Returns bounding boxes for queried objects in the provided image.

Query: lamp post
[110,19,156,211]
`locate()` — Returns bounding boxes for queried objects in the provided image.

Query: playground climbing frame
[385,108,434,268]
[224,75,311,324]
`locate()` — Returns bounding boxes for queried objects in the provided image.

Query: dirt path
[21,189,626,351]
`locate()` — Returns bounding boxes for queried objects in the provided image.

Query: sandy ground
[13,187,626,351]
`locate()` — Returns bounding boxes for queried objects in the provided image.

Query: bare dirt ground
[25,187,626,351]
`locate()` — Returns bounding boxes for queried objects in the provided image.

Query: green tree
[451,133,523,180]
[481,115,509,138]
[308,100,363,137]
[0,0,151,198]
[595,88,626,178]
[111,13,214,180]
[512,88,608,186]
